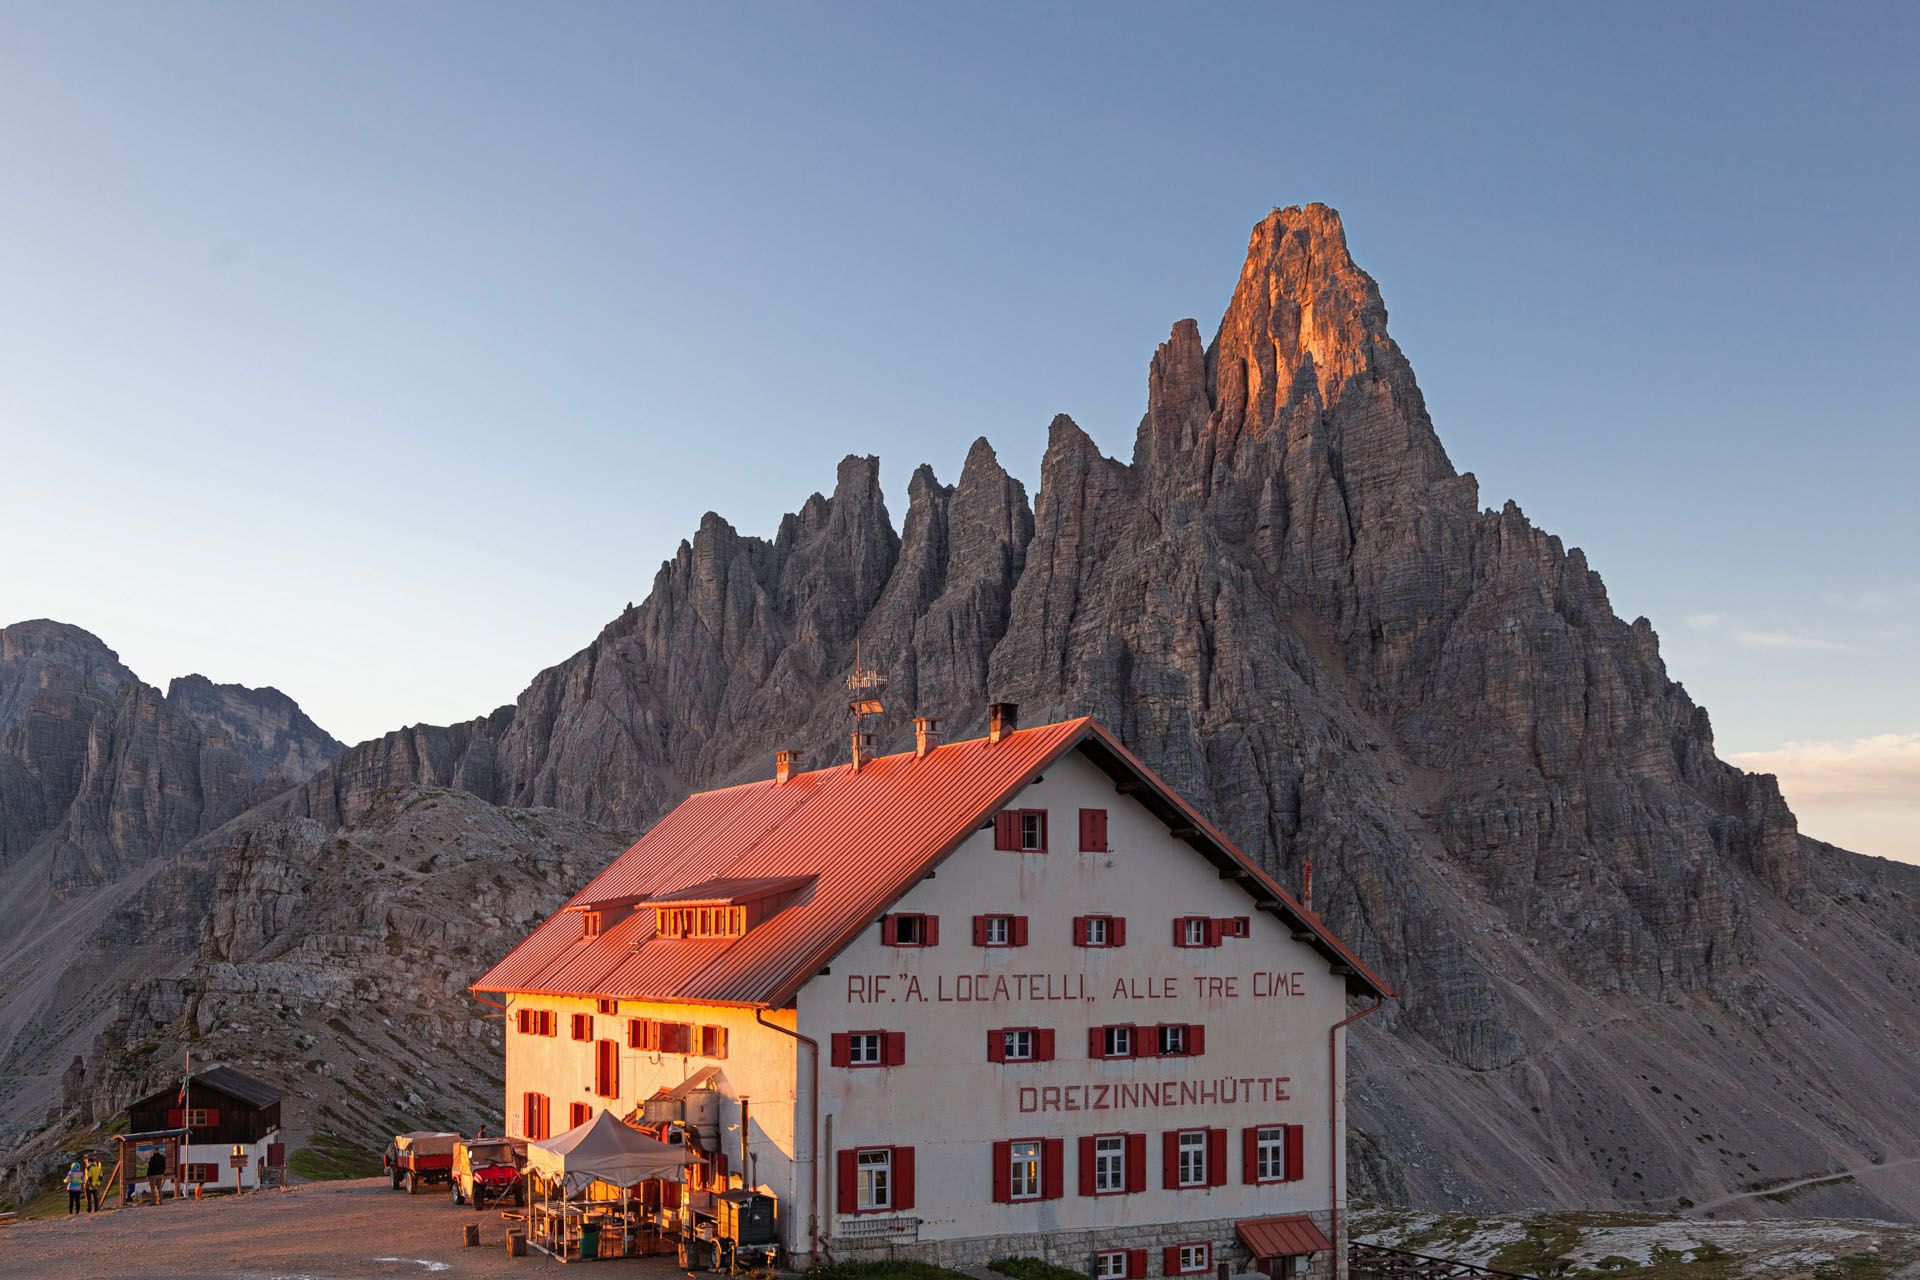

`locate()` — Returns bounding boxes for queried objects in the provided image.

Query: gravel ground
[0,1177,689,1279]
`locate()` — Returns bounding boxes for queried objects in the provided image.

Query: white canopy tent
[528,1109,684,1191]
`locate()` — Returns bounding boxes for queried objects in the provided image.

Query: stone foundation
[824,1209,1340,1280]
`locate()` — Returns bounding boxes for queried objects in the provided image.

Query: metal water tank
[683,1089,721,1146]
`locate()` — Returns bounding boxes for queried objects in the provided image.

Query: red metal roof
[645,875,817,906]
[1238,1214,1335,1259]
[471,717,1392,1006]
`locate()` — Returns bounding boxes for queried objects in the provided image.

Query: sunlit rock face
[9,207,1918,1217]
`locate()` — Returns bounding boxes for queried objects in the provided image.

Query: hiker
[146,1149,166,1205]
[85,1156,105,1211]
[65,1161,84,1215]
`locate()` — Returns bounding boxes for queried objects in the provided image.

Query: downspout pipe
[756,1007,822,1262]
[1329,996,1384,1276]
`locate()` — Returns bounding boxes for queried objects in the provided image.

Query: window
[1079,807,1108,852]
[571,1013,593,1042]
[1177,1130,1207,1186]
[856,1149,890,1210]
[849,1033,882,1066]
[1073,914,1125,947]
[1176,916,1213,947]
[993,809,1048,852]
[522,1092,551,1141]
[1096,1253,1127,1280]
[881,913,937,946]
[659,1022,693,1055]
[988,1027,1054,1063]
[582,911,602,938]
[517,1009,557,1036]
[595,1039,619,1097]
[1245,1123,1305,1184]
[1004,1029,1033,1061]
[1224,916,1250,938]
[184,1163,219,1184]
[1093,1135,1125,1193]
[628,1018,658,1051]
[570,1102,592,1129]
[654,905,747,939]
[183,1108,214,1127]
[700,1025,728,1058]
[992,1137,1063,1202]
[985,915,1008,946]
[1166,1243,1212,1275]
[597,998,617,1016]
[1158,1024,1188,1056]
[1092,1025,1133,1059]
[837,1146,914,1214]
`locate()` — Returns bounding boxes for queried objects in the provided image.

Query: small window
[849,1032,884,1066]
[1095,1252,1128,1280]
[994,809,1049,851]
[1007,1140,1042,1200]
[1177,1131,1207,1186]
[628,1018,658,1051]
[1103,1026,1132,1058]
[984,915,1010,946]
[597,998,617,1016]
[184,1163,219,1184]
[1255,1125,1286,1182]
[1087,917,1110,946]
[571,1013,593,1042]
[1079,807,1108,852]
[570,1102,592,1129]
[856,1148,891,1211]
[700,1025,728,1059]
[1021,811,1045,850]
[582,911,602,939]
[886,913,931,946]
[1158,1024,1188,1056]
[1175,1243,1212,1274]
[1094,1134,1126,1193]
[184,1108,213,1127]
[1003,1029,1034,1061]
[594,1039,620,1097]
[1181,917,1209,947]
[659,1022,693,1055]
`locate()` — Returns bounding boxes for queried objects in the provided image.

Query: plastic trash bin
[579,1222,600,1260]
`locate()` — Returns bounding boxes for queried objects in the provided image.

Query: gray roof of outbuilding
[188,1065,282,1108]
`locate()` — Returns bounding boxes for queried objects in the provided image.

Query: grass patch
[991,1259,1088,1280]
[1489,1222,1582,1276]
[288,1131,383,1180]
[812,1263,975,1280]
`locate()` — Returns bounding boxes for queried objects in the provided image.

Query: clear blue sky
[2,3,1915,858]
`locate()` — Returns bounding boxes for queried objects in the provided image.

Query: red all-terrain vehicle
[384,1131,460,1194]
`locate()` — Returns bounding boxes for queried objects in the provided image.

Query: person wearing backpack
[64,1161,84,1215]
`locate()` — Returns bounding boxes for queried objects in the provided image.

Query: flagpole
[182,1048,190,1202]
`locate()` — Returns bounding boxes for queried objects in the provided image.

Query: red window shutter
[893,1147,915,1210]
[992,1140,1012,1203]
[1243,1126,1260,1183]
[1173,917,1189,946]
[1133,1025,1158,1058]
[924,915,939,946]
[1165,1246,1182,1275]
[1089,1026,1106,1058]
[166,1108,183,1128]
[1034,1028,1055,1061]
[1036,811,1048,851]
[881,915,899,946]
[994,811,1018,850]
[830,1033,851,1067]
[1208,1128,1228,1186]
[973,915,989,945]
[1111,916,1127,947]
[1189,1024,1205,1056]
[987,1030,1005,1063]
[837,1150,858,1213]
[1011,915,1028,947]
[1080,807,1107,851]
[1285,1123,1305,1181]
[1162,1131,1180,1188]
[884,1031,906,1066]
[1207,917,1227,947]
[1126,1249,1147,1279]
[1078,1136,1097,1196]
[1041,1138,1063,1200]
[1127,1133,1147,1193]
[1072,916,1088,946]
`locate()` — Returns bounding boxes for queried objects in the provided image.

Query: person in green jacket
[64,1161,84,1215]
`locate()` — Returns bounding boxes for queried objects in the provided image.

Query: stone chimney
[988,702,1018,745]
[775,750,799,784]
[914,716,941,759]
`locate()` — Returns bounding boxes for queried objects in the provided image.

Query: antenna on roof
[847,640,886,773]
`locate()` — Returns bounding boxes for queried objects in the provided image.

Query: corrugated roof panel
[1238,1214,1335,1259]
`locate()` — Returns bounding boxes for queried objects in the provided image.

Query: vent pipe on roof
[913,716,941,760]
[988,702,1018,745]
[851,731,874,773]
[775,750,800,784]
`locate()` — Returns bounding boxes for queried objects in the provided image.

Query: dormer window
[654,905,747,939]
[582,912,602,939]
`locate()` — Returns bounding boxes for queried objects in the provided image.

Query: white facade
[500,744,1369,1275]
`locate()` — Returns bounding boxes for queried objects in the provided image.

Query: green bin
[579,1223,600,1260]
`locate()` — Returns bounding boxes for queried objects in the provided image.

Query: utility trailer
[450,1136,528,1209]
[385,1131,461,1194]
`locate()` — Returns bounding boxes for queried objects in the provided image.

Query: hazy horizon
[3,3,1914,861]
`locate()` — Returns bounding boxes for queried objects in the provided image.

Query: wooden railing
[1349,1241,1537,1280]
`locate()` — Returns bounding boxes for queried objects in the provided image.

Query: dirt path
[1686,1157,1919,1216]
[0,1176,683,1279]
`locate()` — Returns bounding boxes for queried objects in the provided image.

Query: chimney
[913,716,941,759]
[851,731,874,773]
[988,702,1018,745]
[1302,858,1314,913]
[775,750,799,784]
